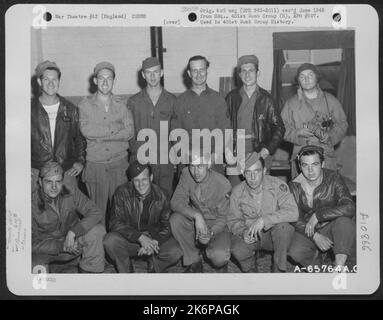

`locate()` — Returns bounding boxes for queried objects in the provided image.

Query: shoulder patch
[225,192,231,199]
[279,184,288,193]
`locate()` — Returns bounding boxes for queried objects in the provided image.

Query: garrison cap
[39,162,64,179]
[35,60,60,78]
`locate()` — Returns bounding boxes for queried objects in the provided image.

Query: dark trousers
[170,213,231,268]
[231,222,294,272]
[103,232,182,273]
[288,217,356,268]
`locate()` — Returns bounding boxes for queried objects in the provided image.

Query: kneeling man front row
[32,146,356,273]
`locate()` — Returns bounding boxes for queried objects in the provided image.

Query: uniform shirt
[171,167,231,234]
[237,86,258,137]
[139,191,153,230]
[78,94,134,163]
[228,175,299,236]
[128,88,176,160]
[172,86,231,152]
[42,102,60,146]
[237,86,259,153]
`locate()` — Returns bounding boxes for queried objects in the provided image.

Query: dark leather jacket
[225,86,285,155]
[109,182,171,244]
[31,95,86,171]
[289,169,355,235]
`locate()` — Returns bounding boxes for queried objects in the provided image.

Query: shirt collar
[298,86,324,102]
[196,169,212,187]
[189,85,211,96]
[91,92,116,106]
[293,172,324,193]
[240,85,259,100]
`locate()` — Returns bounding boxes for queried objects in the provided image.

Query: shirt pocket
[239,202,258,219]
[159,110,172,121]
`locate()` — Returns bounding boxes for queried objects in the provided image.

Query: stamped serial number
[294,265,357,273]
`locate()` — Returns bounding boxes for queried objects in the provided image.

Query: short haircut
[40,67,61,80]
[298,149,325,164]
[187,55,210,71]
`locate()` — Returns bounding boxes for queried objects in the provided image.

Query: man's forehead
[42,69,60,78]
[240,63,257,70]
[96,69,114,77]
[299,69,316,76]
[189,152,210,165]
[144,65,162,72]
[300,153,321,163]
[189,59,207,68]
[43,174,63,181]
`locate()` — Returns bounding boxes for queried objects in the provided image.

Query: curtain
[337,48,356,135]
[271,49,285,111]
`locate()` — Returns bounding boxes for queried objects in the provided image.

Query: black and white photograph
[4,4,380,296]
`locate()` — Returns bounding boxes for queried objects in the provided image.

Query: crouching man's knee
[86,224,106,241]
[206,247,231,268]
[333,216,355,233]
[103,232,124,253]
[169,212,184,229]
[272,222,295,239]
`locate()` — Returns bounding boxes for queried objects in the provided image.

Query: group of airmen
[31,53,356,273]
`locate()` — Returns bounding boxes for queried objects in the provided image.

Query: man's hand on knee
[313,233,333,252]
[198,228,212,245]
[63,231,81,255]
[194,213,209,240]
[138,234,159,255]
[248,218,264,241]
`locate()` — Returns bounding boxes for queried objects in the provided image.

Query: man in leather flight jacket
[288,145,356,271]
[225,55,285,186]
[104,161,182,273]
[31,61,86,190]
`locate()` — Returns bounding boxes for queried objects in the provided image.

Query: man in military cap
[31,60,86,191]
[281,62,348,178]
[78,62,135,224]
[32,162,106,273]
[170,149,232,272]
[104,160,182,273]
[128,57,176,197]
[228,152,298,272]
[225,55,285,186]
[288,145,356,271]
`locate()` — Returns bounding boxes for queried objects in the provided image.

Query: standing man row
[32,57,349,205]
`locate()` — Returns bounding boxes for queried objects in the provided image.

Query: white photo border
[5,4,380,295]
